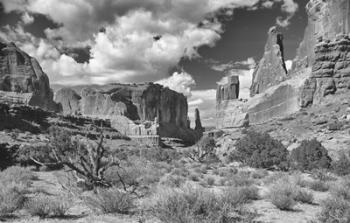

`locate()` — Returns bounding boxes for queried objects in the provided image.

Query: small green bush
[84,187,134,214]
[290,139,332,171]
[232,130,289,170]
[26,194,71,218]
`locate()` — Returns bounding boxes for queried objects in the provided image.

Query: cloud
[210,57,256,72]
[21,12,34,24]
[285,60,293,71]
[276,0,299,27]
[156,71,196,97]
[188,89,217,127]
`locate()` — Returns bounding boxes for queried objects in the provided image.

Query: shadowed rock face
[0,41,58,111]
[294,0,350,70]
[250,26,288,96]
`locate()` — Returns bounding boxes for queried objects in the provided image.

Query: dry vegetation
[1,127,350,223]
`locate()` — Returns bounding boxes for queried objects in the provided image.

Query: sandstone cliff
[294,0,350,70]
[0,41,58,111]
[300,34,350,107]
[250,26,288,96]
[55,83,197,143]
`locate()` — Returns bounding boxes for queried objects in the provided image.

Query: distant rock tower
[216,75,240,104]
[194,108,204,132]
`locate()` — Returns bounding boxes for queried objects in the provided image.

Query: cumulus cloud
[156,71,196,97]
[276,0,299,27]
[210,57,256,72]
[21,12,34,24]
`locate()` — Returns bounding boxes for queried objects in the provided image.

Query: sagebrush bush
[0,143,18,170]
[226,172,255,187]
[222,186,260,207]
[84,187,134,214]
[232,130,289,170]
[290,139,332,171]
[319,197,350,223]
[160,175,186,188]
[0,182,26,217]
[26,194,72,218]
[150,186,257,223]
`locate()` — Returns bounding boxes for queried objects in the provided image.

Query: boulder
[0,41,58,111]
[250,26,288,96]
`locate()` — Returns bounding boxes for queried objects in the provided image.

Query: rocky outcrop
[300,35,350,106]
[294,0,350,70]
[0,42,58,111]
[216,75,249,128]
[194,108,204,132]
[250,27,288,96]
[55,83,197,143]
[216,75,239,103]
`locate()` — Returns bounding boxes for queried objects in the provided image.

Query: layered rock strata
[300,35,350,107]
[294,0,350,70]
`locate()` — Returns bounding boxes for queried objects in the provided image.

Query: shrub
[84,187,134,214]
[0,143,18,170]
[184,136,217,163]
[188,173,201,182]
[269,181,296,211]
[150,186,257,223]
[233,130,289,170]
[319,197,350,223]
[330,179,350,201]
[290,139,332,171]
[226,172,255,187]
[251,169,269,179]
[294,188,314,204]
[26,194,72,218]
[222,186,260,207]
[0,182,26,217]
[160,175,186,188]
[307,180,329,192]
[0,166,37,186]
[332,151,350,176]
[206,177,215,186]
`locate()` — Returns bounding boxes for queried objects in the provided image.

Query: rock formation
[300,34,350,107]
[194,108,204,133]
[294,0,350,70]
[216,75,249,128]
[55,83,197,143]
[250,26,288,96]
[0,41,58,111]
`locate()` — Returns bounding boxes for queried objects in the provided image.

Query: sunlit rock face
[294,0,350,70]
[0,41,58,111]
[250,26,288,97]
[55,83,197,143]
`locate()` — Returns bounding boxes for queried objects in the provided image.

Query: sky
[0,0,308,127]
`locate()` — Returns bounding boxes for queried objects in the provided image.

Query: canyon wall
[55,83,197,143]
[0,42,58,111]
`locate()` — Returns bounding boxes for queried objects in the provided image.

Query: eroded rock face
[55,83,196,143]
[0,42,58,111]
[300,35,350,106]
[294,0,350,70]
[250,26,288,96]
[216,75,239,103]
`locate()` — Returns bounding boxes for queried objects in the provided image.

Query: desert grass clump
[332,150,350,176]
[26,194,72,218]
[0,182,26,217]
[269,181,296,211]
[222,186,260,207]
[251,169,269,179]
[150,186,257,223]
[307,180,329,192]
[294,188,314,204]
[160,175,186,188]
[226,172,255,187]
[84,187,134,214]
[0,166,37,186]
[206,176,215,186]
